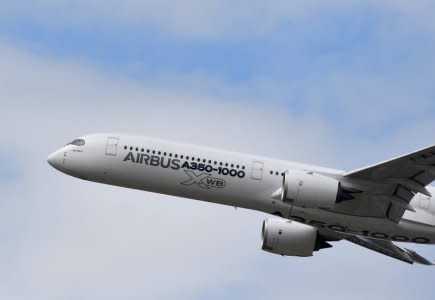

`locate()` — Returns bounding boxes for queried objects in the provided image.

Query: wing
[344,145,435,222]
[317,229,433,265]
[345,235,434,265]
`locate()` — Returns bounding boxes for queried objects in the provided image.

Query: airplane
[47,133,435,265]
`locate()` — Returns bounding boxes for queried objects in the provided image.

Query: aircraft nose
[47,149,64,170]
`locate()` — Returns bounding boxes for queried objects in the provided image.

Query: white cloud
[0,40,435,300]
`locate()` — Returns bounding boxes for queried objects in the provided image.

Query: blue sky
[1,1,435,299]
[2,1,433,143]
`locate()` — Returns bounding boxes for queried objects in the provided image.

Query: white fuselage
[48,134,435,244]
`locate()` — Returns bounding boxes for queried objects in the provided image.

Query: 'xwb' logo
[181,170,226,189]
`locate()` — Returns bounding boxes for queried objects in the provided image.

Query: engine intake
[261,218,331,257]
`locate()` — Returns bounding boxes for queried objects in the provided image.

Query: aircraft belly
[290,207,435,244]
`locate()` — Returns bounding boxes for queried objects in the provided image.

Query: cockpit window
[67,139,86,146]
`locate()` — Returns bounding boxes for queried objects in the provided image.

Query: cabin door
[105,136,119,156]
[251,160,264,180]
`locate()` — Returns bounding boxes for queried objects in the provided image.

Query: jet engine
[279,170,351,209]
[261,218,331,257]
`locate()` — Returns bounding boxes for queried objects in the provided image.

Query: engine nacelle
[261,219,329,257]
[282,170,342,209]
